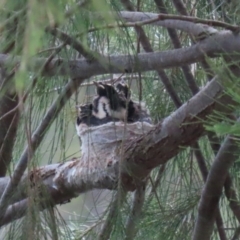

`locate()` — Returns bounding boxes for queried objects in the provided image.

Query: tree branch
[118,11,219,38]
[192,124,240,240]
[124,184,146,240]
[98,190,127,240]
[0,157,119,226]
[172,0,215,80]
[0,70,19,176]
[0,78,82,219]
[46,27,103,62]
[0,29,239,79]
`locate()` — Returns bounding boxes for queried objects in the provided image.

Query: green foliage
[1,0,240,239]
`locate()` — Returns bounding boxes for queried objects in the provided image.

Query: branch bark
[192,128,240,240]
[0,29,239,79]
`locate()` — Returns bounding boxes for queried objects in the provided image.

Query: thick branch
[0,158,119,226]
[0,30,239,79]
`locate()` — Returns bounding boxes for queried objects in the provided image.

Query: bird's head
[115,82,131,100]
[93,81,118,98]
[93,81,122,110]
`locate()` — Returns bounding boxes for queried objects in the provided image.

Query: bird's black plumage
[116,82,152,124]
[76,80,152,129]
[92,82,127,120]
[94,81,126,111]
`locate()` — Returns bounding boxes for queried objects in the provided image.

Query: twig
[172,0,215,80]
[46,27,102,62]
[79,15,167,36]
[231,226,240,240]
[77,219,104,239]
[148,164,165,200]
[37,43,65,55]
[125,184,146,240]
[0,8,26,34]
[155,13,239,31]
[86,12,239,36]
[98,190,127,240]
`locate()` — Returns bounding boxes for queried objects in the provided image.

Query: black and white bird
[115,82,152,124]
[76,82,123,128]
[92,81,127,121]
[76,80,152,129]
[76,103,114,127]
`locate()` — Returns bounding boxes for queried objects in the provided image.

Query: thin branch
[80,15,173,36]
[208,124,240,223]
[89,11,238,34]
[172,0,215,80]
[193,126,240,240]
[117,11,219,38]
[149,164,165,199]
[37,43,65,55]
[224,175,240,223]
[193,144,227,240]
[46,27,103,62]
[125,184,146,240]
[0,78,83,219]
[0,70,19,177]
[231,226,240,240]
[0,198,28,226]
[152,13,239,31]
[98,190,127,240]
[0,46,65,122]
[0,8,26,34]
[172,0,189,16]
[154,0,199,100]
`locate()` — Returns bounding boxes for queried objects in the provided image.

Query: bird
[115,82,152,124]
[76,82,123,128]
[92,81,127,121]
[76,103,120,128]
[76,80,152,131]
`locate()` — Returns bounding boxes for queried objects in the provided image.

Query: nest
[77,121,154,168]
